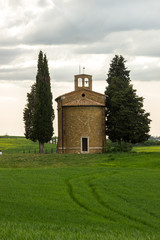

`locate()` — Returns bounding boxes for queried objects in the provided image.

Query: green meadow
[0,138,160,240]
[0,137,56,154]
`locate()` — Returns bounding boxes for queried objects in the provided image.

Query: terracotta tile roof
[63,98,105,106]
[55,88,107,101]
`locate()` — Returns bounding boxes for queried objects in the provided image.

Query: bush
[106,140,132,152]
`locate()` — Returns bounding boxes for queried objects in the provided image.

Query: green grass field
[134,145,160,152]
[0,137,57,154]
[0,138,160,239]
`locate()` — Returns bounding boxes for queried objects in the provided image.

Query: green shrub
[106,140,132,152]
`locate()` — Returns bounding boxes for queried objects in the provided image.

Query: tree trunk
[39,141,44,154]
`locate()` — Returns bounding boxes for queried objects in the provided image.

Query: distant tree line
[0,135,25,138]
[136,138,160,146]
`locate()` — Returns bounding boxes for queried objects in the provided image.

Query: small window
[84,78,89,87]
[82,93,85,97]
[78,78,82,87]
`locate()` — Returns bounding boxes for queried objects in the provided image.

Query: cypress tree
[105,55,151,149]
[24,51,54,153]
[23,84,36,141]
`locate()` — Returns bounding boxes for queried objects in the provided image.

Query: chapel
[55,73,106,154]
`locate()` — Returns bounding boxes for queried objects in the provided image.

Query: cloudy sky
[0,0,160,136]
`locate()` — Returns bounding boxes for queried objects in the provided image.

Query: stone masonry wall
[59,106,106,154]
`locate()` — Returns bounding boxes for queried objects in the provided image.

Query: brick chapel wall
[59,106,106,154]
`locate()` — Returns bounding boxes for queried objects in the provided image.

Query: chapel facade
[55,74,106,154]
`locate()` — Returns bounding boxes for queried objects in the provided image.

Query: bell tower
[74,74,92,91]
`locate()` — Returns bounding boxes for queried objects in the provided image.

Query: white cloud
[0,0,160,136]
[129,56,160,81]
[133,81,160,136]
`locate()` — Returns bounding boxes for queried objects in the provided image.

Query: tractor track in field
[115,192,160,220]
[66,172,159,231]
[88,182,158,230]
[65,178,115,222]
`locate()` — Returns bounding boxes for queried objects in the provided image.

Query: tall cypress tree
[105,55,151,147]
[24,51,54,153]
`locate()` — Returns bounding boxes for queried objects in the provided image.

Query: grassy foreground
[0,140,160,239]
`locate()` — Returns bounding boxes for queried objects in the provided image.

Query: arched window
[78,78,82,87]
[84,78,89,87]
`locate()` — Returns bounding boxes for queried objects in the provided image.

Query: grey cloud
[131,67,160,82]
[0,67,36,81]
[23,0,160,45]
[1,0,160,84]
[0,34,20,47]
[0,48,27,64]
[2,0,160,48]
[0,0,51,47]
[75,30,160,58]
[51,66,77,83]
